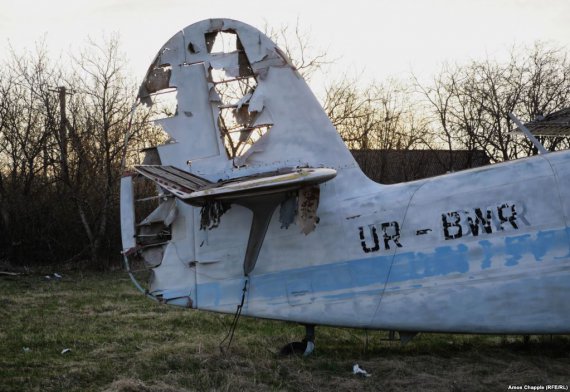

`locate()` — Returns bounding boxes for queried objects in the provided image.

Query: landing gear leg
[280,324,316,356]
[303,324,315,356]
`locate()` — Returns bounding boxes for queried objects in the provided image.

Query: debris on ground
[0,271,21,276]
[61,348,71,355]
[353,363,371,377]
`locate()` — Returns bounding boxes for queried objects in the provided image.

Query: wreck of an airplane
[121,19,570,355]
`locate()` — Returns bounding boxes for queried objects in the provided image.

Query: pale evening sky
[0,0,569,94]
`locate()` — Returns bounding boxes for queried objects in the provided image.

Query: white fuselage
[124,18,570,335]
[149,150,570,334]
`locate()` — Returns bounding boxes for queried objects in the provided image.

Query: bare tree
[59,35,140,267]
[518,43,570,153]
[264,19,331,82]
[325,76,430,149]
[0,43,63,262]
[324,76,432,182]
[418,43,570,163]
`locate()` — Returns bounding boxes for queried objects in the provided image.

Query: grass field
[1,271,569,391]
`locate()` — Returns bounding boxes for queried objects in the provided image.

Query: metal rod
[509,113,548,155]
[136,195,168,202]
[122,254,157,301]
[212,75,255,85]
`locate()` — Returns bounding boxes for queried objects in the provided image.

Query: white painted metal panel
[120,176,136,253]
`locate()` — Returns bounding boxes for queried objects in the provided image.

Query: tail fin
[122,19,378,300]
[138,18,360,180]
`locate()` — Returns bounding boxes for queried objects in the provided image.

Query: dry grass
[1,272,569,391]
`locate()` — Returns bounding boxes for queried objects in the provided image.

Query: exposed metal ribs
[134,165,211,195]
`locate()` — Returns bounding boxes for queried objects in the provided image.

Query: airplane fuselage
[147,150,570,334]
[122,18,570,336]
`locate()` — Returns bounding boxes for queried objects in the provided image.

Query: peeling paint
[120,19,570,337]
[200,200,231,230]
[279,195,297,229]
[297,186,320,235]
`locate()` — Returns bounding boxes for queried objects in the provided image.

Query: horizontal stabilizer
[134,165,337,204]
[134,165,336,276]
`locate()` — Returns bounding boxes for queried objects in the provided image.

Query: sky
[1,0,569,95]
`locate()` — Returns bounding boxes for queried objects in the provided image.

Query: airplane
[120,18,570,356]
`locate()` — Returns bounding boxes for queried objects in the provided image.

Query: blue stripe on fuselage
[196,227,570,309]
